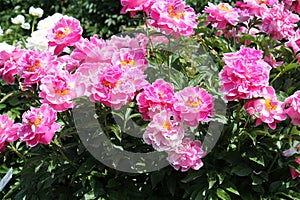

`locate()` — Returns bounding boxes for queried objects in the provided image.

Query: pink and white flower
[144,110,185,151]
[148,0,198,37]
[47,16,83,55]
[120,0,154,16]
[262,2,299,40]
[204,2,240,30]
[39,70,78,112]
[167,138,206,172]
[220,46,272,101]
[136,79,175,120]
[0,114,20,151]
[18,104,60,147]
[244,86,286,129]
[174,86,214,127]
[285,91,300,126]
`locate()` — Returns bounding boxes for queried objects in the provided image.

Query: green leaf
[222,181,240,196]
[231,164,252,176]
[207,171,216,189]
[216,188,231,200]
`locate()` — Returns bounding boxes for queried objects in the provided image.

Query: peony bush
[0,0,300,199]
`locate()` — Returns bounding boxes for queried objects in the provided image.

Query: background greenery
[1,0,300,199]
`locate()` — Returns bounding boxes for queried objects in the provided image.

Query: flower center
[258,0,267,5]
[28,115,42,126]
[265,98,277,111]
[219,4,231,12]
[56,27,70,39]
[168,6,185,19]
[121,59,135,66]
[102,79,118,89]
[163,121,171,131]
[27,61,41,72]
[186,97,201,108]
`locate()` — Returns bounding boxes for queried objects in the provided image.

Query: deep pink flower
[220,46,272,101]
[136,79,175,120]
[244,86,286,129]
[39,70,77,112]
[283,0,300,13]
[18,104,60,147]
[290,158,300,179]
[262,2,299,40]
[144,110,185,151]
[0,114,20,151]
[0,48,24,84]
[167,138,205,172]
[47,16,83,55]
[120,0,154,16]
[285,91,300,125]
[264,53,283,68]
[18,50,58,87]
[148,0,198,37]
[204,2,240,30]
[174,86,214,127]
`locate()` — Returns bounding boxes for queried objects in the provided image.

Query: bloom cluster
[120,0,198,37]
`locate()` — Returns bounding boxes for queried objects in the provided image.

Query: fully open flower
[144,110,185,151]
[220,46,272,101]
[167,138,206,172]
[18,104,60,147]
[174,86,214,127]
[120,0,154,16]
[244,86,286,129]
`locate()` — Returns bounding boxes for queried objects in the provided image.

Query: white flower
[29,6,44,18]
[0,26,3,36]
[37,13,63,30]
[26,30,49,50]
[0,42,15,53]
[11,15,25,25]
[21,22,31,30]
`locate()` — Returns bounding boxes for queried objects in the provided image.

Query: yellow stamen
[163,122,171,131]
[168,6,185,19]
[186,97,201,108]
[265,98,277,111]
[219,4,231,12]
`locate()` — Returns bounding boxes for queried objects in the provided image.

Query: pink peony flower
[39,70,78,112]
[120,0,154,16]
[285,91,300,125]
[0,114,20,151]
[143,110,185,151]
[0,48,25,84]
[286,30,300,54]
[148,0,198,37]
[111,48,148,72]
[240,0,277,18]
[18,104,60,147]
[174,86,214,127]
[283,0,300,13]
[290,157,300,179]
[136,79,175,120]
[220,46,272,101]
[244,86,286,129]
[47,16,83,55]
[167,138,206,172]
[262,2,299,40]
[18,50,58,88]
[264,53,283,68]
[204,2,240,30]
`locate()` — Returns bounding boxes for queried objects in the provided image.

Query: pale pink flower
[144,110,185,151]
[109,35,147,55]
[0,114,20,151]
[136,79,175,120]
[286,30,300,54]
[56,55,80,72]
[220,46,272,101]
[18,104,60,147]
[174,86,214,127]
[111,48,148,72]
[39,70,78,112]
[120,0,154,16]
[241,0,277,18]
[285,91,300,125]
[167,138,205,172]
[262,2,299,40]
[148,0,198,37]
[244,86,286,129]
[47,16,83,55]
[0,48,24,84]
[204,2,240,30]
[18,50,58,88]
